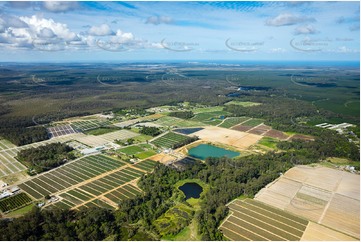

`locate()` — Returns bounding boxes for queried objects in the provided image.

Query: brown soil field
[301,222,357,241]
[255,166,360,239]
[148,153,176,164]
[248,124,271,135]
[192,126,262,149]
[263,129,289,139]
[231,125,253,132]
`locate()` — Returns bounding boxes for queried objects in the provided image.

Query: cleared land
[255,166,360,239]
[219,199,308,241]
[192,126,262,150]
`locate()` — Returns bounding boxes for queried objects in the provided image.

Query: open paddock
[255,166,360,239]
[231,124,253,132]
[192,126,262,150]
[248,124,272,135]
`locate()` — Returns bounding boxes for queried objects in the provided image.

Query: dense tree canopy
[17,143,75,174]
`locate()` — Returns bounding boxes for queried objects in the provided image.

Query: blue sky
[0,1,359,62]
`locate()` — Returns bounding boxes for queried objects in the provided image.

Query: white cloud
[266,13,316,27]
[0,15,28,29]
[145,16,173,25]
[42,1,79,13]
[88,24,114,36]
[294,25,319,35]
[20,15,78,41]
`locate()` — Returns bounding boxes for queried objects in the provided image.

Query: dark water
[179,182,203,199]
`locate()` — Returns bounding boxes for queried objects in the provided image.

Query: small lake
[179,182,203,199]
[188,144,240,160]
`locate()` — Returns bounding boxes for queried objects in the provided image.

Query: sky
[0,1,359,62]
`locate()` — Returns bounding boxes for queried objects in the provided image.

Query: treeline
[17,143,75,174]
[277,129,360,162]
[0,117,49,146]
[168,111,194,119]
[0,207,124,241]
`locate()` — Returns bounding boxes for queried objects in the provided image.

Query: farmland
[70,119,112,132]
[0,133,84,178]
[220,198,309,241]
[18,154,127,199]
[0,193,32,213]
[151,132,191,148]
[154,116,205,128]
[255,166,360,239]
[191,110,230,126]
[192,126,262,150]
[218,117,250,128]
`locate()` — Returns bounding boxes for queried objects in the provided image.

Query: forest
[17,143,75,174]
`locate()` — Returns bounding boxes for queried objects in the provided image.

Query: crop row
[0,193,32,212]
[18,154,125,199]
[133,160,157,172]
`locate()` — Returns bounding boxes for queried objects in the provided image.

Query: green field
[133,159,158,172]
[119,145,145,155]
[84,127,120,135]
[155,116,205,128]
[0,193,33,212]
[151,132,190,148]
[218,117,251,128]
[258,137,279,149]
[191,111,229,126]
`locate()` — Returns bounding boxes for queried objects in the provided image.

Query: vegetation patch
[154,203,194,236]
[258,137,279,149]
[17,143,75,174]
[225,101,261,107]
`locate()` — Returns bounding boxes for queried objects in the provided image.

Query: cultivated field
[191,110,229,126]
[151,132,190,148]
[218,117,250,128]
[74,130,139,147]
[70,119,112,132]
[18,154,126,199]
[154,116,205,128]
[0,133,85,178]
[255,166,360,239]
[0,193,32,213]
[16,152,158,210]
[47,125,78,138]
[192,126,262,149]
[301,222,357,241]
[220,199,308,241]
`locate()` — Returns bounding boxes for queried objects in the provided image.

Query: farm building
[81,146,105,155]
